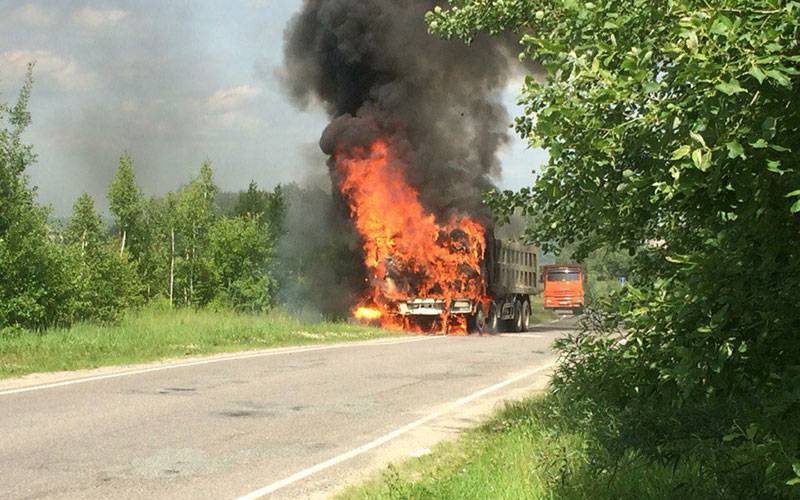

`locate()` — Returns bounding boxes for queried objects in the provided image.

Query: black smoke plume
[282,0,514,219]
[279,0,515,317]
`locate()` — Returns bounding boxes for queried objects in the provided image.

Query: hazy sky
[0,0,547,215]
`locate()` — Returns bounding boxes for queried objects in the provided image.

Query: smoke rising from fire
[280,0,521,322]
[282,0,515,220]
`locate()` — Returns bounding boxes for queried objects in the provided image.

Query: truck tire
[521,299,531,332]
[512,300,524,332]
[467,305,486,334]
[487,303,500,333]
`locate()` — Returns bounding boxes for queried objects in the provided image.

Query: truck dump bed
[486,239,539,296]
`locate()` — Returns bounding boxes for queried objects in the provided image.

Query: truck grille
[397,298,472,316]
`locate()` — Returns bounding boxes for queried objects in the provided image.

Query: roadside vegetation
[0,304,390,379]
[340,394,724,500]
[429,0,800,496]
[0,67,395,377]
[1,69,287,334]
[0,296,552,380]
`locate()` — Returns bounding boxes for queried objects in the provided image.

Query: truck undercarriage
[394,294,532,334]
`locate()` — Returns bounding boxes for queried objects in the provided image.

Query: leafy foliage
[430,0,800,496]
[208,216,276,311]
[108,153,143,252]
[63,193,103,248]
[0,68,77,331]
[64,194,141,323]
[234,180,287,231]
[0,72,285,331]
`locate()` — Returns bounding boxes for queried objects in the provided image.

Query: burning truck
[282,0,535,334]
[382,235,539,334]
[339,140,538,334]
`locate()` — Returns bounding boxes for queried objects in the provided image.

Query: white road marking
[236,360,558,500]
[0,336,443,396]
[499,333,544,338]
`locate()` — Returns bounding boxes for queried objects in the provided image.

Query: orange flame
[354,306,382,320]
[337,140,487,333]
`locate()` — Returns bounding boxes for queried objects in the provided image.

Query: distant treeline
[1,71,285,332]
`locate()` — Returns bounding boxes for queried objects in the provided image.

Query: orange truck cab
[542,264,585,312]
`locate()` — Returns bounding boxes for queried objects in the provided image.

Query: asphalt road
[1,317,574,499]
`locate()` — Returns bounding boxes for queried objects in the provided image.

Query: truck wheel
[487,304,500,334]
[512,301,524,332]
[521,300,531,332]
[467,305,486,334]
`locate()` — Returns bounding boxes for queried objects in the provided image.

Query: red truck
[542,264,585,313]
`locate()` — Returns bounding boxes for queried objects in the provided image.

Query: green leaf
[715,78,746,96]
[767,160,785,175]
[643,81,660,94]
[726,141,745,159]
[692,149,709,171]
[722,432,739,442]
[671,145,691,160]
[791,200,800,214]
[748,65,767,84]
[751,139,768,149]
[690,131,707,148]
[788,463,800,486]
[785,190,800,198]
[684,30,699,51]
[710,15,732,35]
[765,69,791,87]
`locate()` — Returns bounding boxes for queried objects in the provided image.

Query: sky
[0,0,547,215]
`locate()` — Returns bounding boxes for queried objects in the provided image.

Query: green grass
[0,306,393,379]
[0,296,555,380]
[339,395,720,500]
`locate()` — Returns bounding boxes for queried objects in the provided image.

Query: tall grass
[339,395,723,500]
[0,305,391,379]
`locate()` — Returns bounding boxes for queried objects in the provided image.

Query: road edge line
[0,336,442,396]
[236,360,558,500]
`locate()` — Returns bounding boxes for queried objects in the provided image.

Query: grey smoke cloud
[0,0,546,218]
[0,0,331,215]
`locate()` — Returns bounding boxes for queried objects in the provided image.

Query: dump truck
[542,264,585,313]
[394,233,539,334]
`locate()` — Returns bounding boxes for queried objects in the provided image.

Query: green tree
[234,181,287,235]
[235,180,268,220]
[63,193,103,249]
[209,216,276,311]
[265,184,287,236]
[64,193,139,322]
[173,160,218,306]
[430,1,800,495]
[108,153,143,255]
[138,196,174,301]
[0,67,77,331]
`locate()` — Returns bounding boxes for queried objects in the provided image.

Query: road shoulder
[249,361,557,499]
[0,335,420,394]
